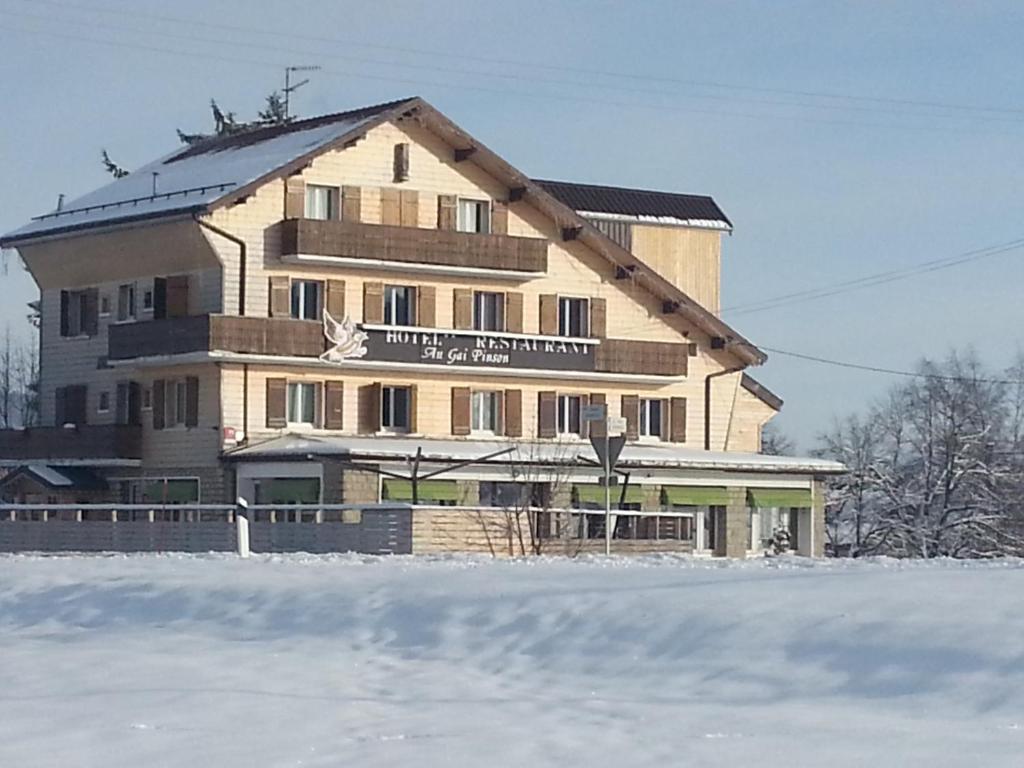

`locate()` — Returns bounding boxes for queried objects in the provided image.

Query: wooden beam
[562,226,583,242]
[508,187,527,202]
[454,146,477,162]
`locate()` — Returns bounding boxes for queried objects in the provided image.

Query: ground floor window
[754,507,801,551]
[121,477,200,505]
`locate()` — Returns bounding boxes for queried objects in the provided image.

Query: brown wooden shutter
[589,393,607,438]
[324,381,344,430]
[491,200,509,234]
[590,297,607,338]
[166,275,190,318]
[670,397,687,442]
[393,142,410,182]
[185,376,199,427]
[358,383,381,433]
[268,276,291,318]
[116,381,128,425]
[417,285,436,327]
[66,385,87,425]
[285,178,305,218]
[408,385,418,433]
[152,380,165,430]
[128,381,142,426]
[152,278,167,320]
[539,294,558,335]
[266,378,287,428]
[380,188,401,225]
[621,394,640,440]
[504,390,522,437]
[341,186,361,222]
[59,291,70,337]
[437,194,457,230]
[538,391,557,438]
[54,386,66,426]
[453,288,474,330]
[505,292,524,333]
[83,289,99,336]
[400,189,419,227]
[363,282,384,324]
[451,387,471,436]
[326,279,346,318]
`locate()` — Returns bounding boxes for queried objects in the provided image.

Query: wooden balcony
[0,425,142,461]
[595,339,689,376]
[278,218,548,273]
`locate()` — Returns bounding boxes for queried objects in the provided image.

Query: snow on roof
[2,99,413,244]
[226,434,845,475]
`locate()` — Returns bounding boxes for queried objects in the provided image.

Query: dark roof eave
[0,205,207,249]
[741,373,784,410]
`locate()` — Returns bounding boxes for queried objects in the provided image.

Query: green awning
[747,488,813,509]
[142,479,200,504]
[662,486,730,507]
[259,478,320,504]
[383,479,460,503]
[574,484,644,505]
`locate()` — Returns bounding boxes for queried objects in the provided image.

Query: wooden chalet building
[0,97,842,557]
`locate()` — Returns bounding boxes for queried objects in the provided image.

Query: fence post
[236,497,251,558]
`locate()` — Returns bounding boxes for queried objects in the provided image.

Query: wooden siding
[630,225,722,315]
[594,339,687,376]
[0,424,142,460]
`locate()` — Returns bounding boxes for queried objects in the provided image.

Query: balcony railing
[0,424,142,461]
[278,218,549,273]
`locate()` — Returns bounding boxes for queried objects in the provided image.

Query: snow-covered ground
[1,554,1022,767]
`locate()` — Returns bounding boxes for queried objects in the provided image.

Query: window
[97,391,110,413]
[287,382,318,425]
[100,295,111,316]
[473,291,505,332]
[61,289,93,337]
[384,285,416,326]
[471,391,499,433]
[142,387,152,410]
[639,398,665,439]
[172,380,188,426]
[305,184,338,220]
[117,283,136,321]
[134,477,200,505]
[557,394,582,436]
[143,289,154,311]
[381,385,412,432]
[457,198,490,234]
[479,481,530,508]
[290,280,322,320]
[558,297,589,337]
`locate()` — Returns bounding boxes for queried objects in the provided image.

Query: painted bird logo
[320,310,369,363]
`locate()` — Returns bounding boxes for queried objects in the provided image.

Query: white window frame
[456,198,491,234]
[117,282,136,322]
[290,280,323,321]
[142,287,154,312]
[639,398,665,439]
[99,294,111,317]
[471,390,499,434]
[170,379,188,427]
[97,391,110,413]
[141,386,152,411]
[64,290,89,337]
[473,291,505,332]
[304,184,339,220]
[383,285,417,326]
[557,394,582,436]
[287,381,319,427]
[381,385,412,433]
[558,296,589,337]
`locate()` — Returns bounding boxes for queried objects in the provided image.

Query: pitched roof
[741,374,783,411]
[1,98,417,244]
[535,179,731,230]
[0,464,108,491]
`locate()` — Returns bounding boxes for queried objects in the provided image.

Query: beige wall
[630,224,722,314]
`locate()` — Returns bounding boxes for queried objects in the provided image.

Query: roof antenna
[283,65,321,119]
[56,193,65,212]
[151,172,159,196]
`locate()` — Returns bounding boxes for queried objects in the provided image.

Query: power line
[14,0,1024,120]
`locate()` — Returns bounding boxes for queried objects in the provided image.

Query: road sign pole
[604,423,611,556]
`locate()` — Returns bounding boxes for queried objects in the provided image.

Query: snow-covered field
[1,554,1023,767]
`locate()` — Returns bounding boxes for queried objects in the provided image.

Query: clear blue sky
[2,0,1023,450]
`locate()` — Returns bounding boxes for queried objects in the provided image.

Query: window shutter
[54,386,66,426]
[380,188,401,226]
[128,381,142,426]
[66,385,87,425]
[59,291,70,337]
[393,142,410,182]
[326,279,346,318]
[268,276,290,318]
[363,282,384,324]
[451,387,471,436]
[152,278,167,320]
[417,285,436,327]
[341,186,361,222]
[266,378,287,428]
[590,297,607,338]
[505,292,524,333]
[408,385,418,433]
[83,289,99,336]
[589,393,607,438]
[495,389,505,435]
[358,383,381,433]
[504,389,522,437]
[539,294,558,335]
[538,391,557,438]
[400,189,419,227]
[453,288,474,330]
[166,275,190,318]
[185,376,199,427]
[285,178,305,218]
[437,194,457,230]
[670,397,687,442]
[324,381,344,430]
[152,380,165,430]
[621,395,639,440]
[491,200,509,234]
[116,381,128,425]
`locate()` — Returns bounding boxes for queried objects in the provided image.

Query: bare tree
[0,326,13,428]
[761,422,795,456]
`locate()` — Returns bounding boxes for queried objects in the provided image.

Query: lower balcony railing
[0,424,142,461]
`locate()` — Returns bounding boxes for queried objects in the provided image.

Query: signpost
[584,405,626,555]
